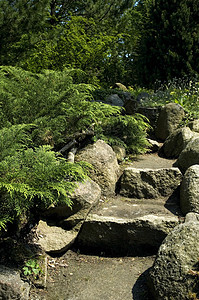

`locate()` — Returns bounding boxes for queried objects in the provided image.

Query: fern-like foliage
[0,126,90,232]
[0,146,89,232]
[94,113,151,154]
[0,66,150,153]
[0,66,150,232]
[0,124,33,161]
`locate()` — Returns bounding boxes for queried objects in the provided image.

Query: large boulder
[180,165,199,215]
[161,127,199,158]
[112,145,126,162]
[75,140,120,196]
[174,138,199,173]
[155,103,185,140]
[37,179,101,253]
[0,265,30,300]
[148,221,199,300]
[147,138,161,152]
[120,167,182,199]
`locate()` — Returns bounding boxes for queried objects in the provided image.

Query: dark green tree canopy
[49,0,133,26]
[136,0,199,86]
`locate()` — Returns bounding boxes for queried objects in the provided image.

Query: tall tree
[0,0,50,65]
[135,0,199,87]
[48,0,133,27]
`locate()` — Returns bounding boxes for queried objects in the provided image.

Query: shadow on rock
[132,268,153,300]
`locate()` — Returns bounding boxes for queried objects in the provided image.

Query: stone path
[31,153,183,299]
[75,153,182,256]
[30,251,155,300]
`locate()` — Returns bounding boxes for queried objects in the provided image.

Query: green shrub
[0,66,150,152]
[0,125,90,232]
[0,66,150,231]
[94,113,150,154]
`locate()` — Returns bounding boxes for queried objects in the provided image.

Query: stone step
[75,196,183,256]
[122,153,175,170]
[119,167,182,199]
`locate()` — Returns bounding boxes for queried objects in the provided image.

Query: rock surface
[36,220,78,254]
[161,127,199,158]
[174,137,199,173]
[180,165,199,215]
[147,138,161,152]
[0,265,30,300]
[148,221,199,300]
[124,98,138,115]
[155,103,185,140]
[76,196,180,256]
[41,250,155,300]
[112,82,128,91]
[112,145,126,162]
[105,94,124,106]
[188,119,199,132]
[76,140,120,196]
[43,179,101,221]
[120,167,182,199]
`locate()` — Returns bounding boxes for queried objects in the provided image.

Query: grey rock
[147,138,161,152]
[76,140,120,196]
[161,127,199,158]
[36,220,78,254]
[43,179,101,221]
[174,138,199,173]
[188,119,199,133]
[120,167,182,199]
[105,94,124,107]
[112,145,126,162]
[136,92,150,105]
[137,106,161,128]
[124,98,138,115]
[185,212,199,223]
[36,179,101,253]
[122,91,132,101]
[0,265,30,300]
[155,103,185,140]
[148,222,199,300]
[180,165,199,215]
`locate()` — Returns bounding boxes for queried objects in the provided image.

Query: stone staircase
[74,153,183,256]
[36,152,183,257]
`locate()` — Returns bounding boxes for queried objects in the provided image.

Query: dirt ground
[30,250,155,300]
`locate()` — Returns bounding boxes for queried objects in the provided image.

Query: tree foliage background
[1,0,198,86]
[0,0,198,232]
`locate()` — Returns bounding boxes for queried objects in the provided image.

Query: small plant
[23,259,42,279]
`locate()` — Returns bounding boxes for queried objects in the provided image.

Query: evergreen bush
[0,66,150,232]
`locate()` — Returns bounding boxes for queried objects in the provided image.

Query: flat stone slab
[122,153,175,170]
[76,196,181,256]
